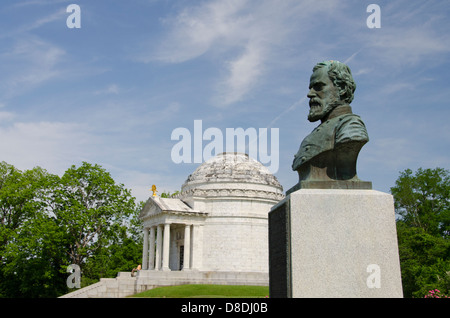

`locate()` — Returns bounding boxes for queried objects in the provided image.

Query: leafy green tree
[1,211,69,297]
[391,167,449,238]
[0,161,142,297]
[396,222,450,297]
[0,162,51,255]
[0,162,65,297]
[50,162,136,267]
[391,167,450,297]
[83,235,142,282]
[82,201,144,282]
[160,190,179,198]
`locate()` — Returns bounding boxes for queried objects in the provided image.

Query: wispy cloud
[141,0,341,107]
[366,137,417,170]
[0,111,15,122]
[216,41,265,105]
[0,36,66,99]
[381,82,416,95]
[0,7,66,40]
[10,0,70,8]
[94,84,121,95]
[353,1,450,68]
[0,121,93,174]
[150,0,251,63]
[368,28,450,65]
[20,8,66,33]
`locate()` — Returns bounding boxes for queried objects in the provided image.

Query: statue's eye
[313,84,324,91]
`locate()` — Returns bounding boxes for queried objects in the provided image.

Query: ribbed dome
[181,152,282,190]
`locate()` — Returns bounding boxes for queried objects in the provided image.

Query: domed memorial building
[59,152,284,297]
[137,152,284,286]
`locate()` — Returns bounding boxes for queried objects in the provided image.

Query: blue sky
[0,0,449,203]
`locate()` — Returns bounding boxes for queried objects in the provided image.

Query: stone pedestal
[268,189,403,298]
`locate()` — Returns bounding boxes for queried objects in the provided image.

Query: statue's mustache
[309,99,321,107]
[309,98,343,110]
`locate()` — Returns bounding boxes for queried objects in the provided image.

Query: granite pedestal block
[269,189,403,298]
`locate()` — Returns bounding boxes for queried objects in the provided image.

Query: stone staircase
[60,270,268,298]
[60,272,138,298]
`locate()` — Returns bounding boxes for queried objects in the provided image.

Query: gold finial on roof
[151,185,157,197]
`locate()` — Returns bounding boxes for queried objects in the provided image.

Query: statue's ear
[338,82,347,99]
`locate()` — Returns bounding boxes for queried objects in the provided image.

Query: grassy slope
[129,284,269,298]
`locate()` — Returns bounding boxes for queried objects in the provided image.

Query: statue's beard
[307,98,341,122]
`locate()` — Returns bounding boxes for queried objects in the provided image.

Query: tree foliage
[0,162,67,297]
[391,167,450,297]
[391,167,449,238]
[51,162,136,266]
[0,161,143,298]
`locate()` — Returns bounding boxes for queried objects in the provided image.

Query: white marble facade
[139,152,284,274]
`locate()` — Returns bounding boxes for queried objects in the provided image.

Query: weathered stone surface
[184,152,281,187]
[269,189,403,298]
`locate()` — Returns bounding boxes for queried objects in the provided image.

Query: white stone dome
[180,152,283,202]
[177,152,284,273]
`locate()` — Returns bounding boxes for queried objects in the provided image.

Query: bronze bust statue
[289,60,372,193]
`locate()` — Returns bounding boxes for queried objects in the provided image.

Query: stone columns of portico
[148,226,156,270]
[145,222,199,271]
[191,224,203,270]
[182,225,191,271]
[162,223,171,271]
[155,224,163,270]
[142,227,149,270]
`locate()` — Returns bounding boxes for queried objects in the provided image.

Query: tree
[82,201,144,283]
[160,190,180,198]
[1,211,69,297]
[396,222,450,297]
[391,167,450,297]
[391,167,449,238]
[0,161,142,297]
[50,162,136,267]
[0,162,65,297]
[0,162,51,255]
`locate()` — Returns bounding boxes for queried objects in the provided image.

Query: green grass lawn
[129,284,269,298]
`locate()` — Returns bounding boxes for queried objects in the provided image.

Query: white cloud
[217,41,265,105]
[0,121,94,174]
[0,7,66,41]
[365,137,415,169]
[11,0,69,8]
[381,82,416,95]
[151,0,257,105]
[143,0,341,107]
[152,0,251,63]
[353,1,450,69]
[368,28,450,65]
[94,84,120,95]
[0,111,15,122]
[0,37,66,99]
[20,8,66,33]
[106,167,184,204]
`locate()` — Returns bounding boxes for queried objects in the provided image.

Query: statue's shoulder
[335,113,369,144]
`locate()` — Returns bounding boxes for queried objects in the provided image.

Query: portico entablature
[142,211,208,229]
[139,196,208,228]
